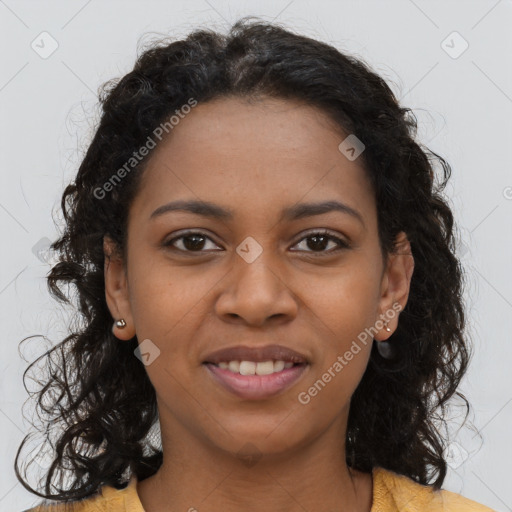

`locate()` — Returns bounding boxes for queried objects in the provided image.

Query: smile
[203,361,308,400]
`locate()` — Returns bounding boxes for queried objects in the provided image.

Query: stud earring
[115,319,126,329]
[384,322,391,333]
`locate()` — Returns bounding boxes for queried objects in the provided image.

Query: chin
[206,423,310,461]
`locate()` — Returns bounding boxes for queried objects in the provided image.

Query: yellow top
[24,466,496,511]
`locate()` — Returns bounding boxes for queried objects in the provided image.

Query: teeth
[273,360,285,372]
[228,361,240,373]
[215,360,297,375]
[239,361,257,375]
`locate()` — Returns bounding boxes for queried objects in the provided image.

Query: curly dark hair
[16,16,471,504]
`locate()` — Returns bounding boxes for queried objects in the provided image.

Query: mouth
[203,344,309,366]
[203,361,308,400]
[202,344,310,400]
[205,359,305,374]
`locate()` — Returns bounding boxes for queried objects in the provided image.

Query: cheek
[298,324,373,416]
[127,253,208,337]
[300,258,379,394]
[126,257,220,387]
[307,263,381,341]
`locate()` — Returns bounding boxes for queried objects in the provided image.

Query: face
[104,96,413,461]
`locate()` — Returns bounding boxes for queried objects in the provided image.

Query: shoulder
[372,467,496,512]
[21,476,143,512]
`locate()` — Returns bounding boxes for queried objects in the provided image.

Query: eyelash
[163,230,350,256]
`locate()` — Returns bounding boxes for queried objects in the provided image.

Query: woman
[17,17,495,512]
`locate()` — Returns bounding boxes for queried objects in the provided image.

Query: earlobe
[103,235,136,340]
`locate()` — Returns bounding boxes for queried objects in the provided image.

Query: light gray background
[1,1,511,511]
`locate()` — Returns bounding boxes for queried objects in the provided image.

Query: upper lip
[203,344,309,365]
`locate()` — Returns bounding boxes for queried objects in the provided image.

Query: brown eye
[291,231,350,254]
[163,231,221,253]
[162,229,349,256]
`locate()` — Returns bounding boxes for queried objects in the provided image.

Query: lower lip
[204,363,308,400]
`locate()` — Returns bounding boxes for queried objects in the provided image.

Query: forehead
[130,96,376,228]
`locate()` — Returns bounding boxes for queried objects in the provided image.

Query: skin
[104,96,414,512]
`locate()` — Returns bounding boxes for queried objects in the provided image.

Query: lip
[204,362,309,400]
[202,344,309,365]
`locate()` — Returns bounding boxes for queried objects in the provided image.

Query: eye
[162,229,350,255]
[163,231,221,253]
[291,230,350,255]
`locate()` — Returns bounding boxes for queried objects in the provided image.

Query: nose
[214,256,298,327]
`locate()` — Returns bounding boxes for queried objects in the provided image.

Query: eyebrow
[150,199,365,226]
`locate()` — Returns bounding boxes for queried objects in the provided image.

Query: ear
[374,231,415,341]
[103,235,136,340]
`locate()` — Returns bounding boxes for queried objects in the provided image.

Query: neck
[137,407,373,512]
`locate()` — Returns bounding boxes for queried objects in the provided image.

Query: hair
[16,16,471,505]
